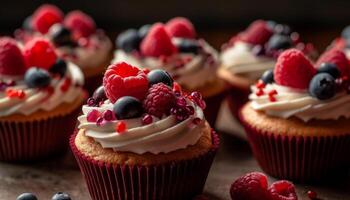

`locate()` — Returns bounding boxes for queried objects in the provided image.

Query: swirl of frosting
[113,38,219,90]
[220,41,275,79]
[78,99,205,154]
[250,83,350,122]
[0,63,84,117]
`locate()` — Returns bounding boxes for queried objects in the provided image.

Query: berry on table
[268,180,298,200]
[31,4,64,34]
[25,67,51,88]
[309,73,336,100]
[52,192,71,200]
[116,29,141,52]
[261,69,275,84]
[23,38,57,70]
[49,59,67,77]
[316,49,350,77]
[240,20,273,45]
[317,62,340,79]
[165,17,196,39]
[64,10,96,39]
[113,96,143,119]
[147,69,174,87]
[16,193,38,200]
[0,37,27,76]
[176,39,200,53]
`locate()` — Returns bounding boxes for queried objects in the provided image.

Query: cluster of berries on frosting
[0,36,74,99]
[86,62,206,133]
[223,20,316,59]
[257,48,350,101]
[16,4,100,53]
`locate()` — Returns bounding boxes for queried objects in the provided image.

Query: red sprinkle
[142,68,150,74]
[256,89,264,96]
[116,121,126,133]
[256,80,266,89]
[268,89,278,96]
[269,95,277,102]
[173,82,182,94]
[60,77,72,92]
[307,190,318,200]
[6,89,26,99]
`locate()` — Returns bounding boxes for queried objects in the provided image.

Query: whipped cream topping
[78,99,205,154]
[220,41,275,79]
[0,63,84,117]
[113,38,219,90]
[250,83,350,122]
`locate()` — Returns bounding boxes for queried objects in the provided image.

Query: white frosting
[220,41,275,79]
[112,39,219,90]
[0,63,84,117]
[250,83,350,122]
[78,100,205,154]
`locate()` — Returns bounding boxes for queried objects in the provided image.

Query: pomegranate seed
[17,90,26,99]
[87,98,97,106]
[87,109,101,122]
[102,110,115,121]
[191,91,202,101]
[186,106,195,115]
[268,89,278,96]
[256,89,264,96]
[192,118,201,125]
[173,82,182,93]
[142,68,150,74]
[116,121,127,133]
[142,114,153,125]
[60,77,72,92]
[307,190,317,199]
[256,80,266,89]
[96,117,104,126]
[176,97,187,107]
[269,95,277,102]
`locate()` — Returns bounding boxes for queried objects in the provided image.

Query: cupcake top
[0,37,84,117]
[78,62,208,154]
[113,17,219,90]
[15,4,112,69]
[249,48,350,122]
[220,20,316,80]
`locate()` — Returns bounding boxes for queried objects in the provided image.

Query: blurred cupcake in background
[240,48,350,182]
[113,17,227,126]
[15,4,112,95]
[219,20,317,118]
[0,36,85,161]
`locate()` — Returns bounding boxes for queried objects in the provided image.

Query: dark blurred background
[1,0,349,50]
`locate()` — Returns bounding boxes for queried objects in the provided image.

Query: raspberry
[240,20,273,45]
[274,49,316,89]
[0,37,27,76]
[31,4,64,34]
[23,38,57,70]
[316,49,350,77]
[140,23,177,57]
[143,83,176,118]
[103,62,149,103]
[64,10,96,39]
[165,17,196,39]
[230,172,271,200]
[268,180,297,200]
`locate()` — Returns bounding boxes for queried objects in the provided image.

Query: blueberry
[50,59,67,77]
[261,69,274,84]
[266,20,277,30]
[116,29,141,52]
[317,63,340,79]
[341,25,350,39]
[147,69,173,87]
[113,96,143,119]
[16,193,38,200]
[138,24,151,39]
[22,16,33,31]
[25,67,51,88]
[52,192,71,200]
[92,86,107,103]
[176,39,200,53]
[49,24,75,47]
[309,73,336,100]
[267,34,293,51]
[274,24,292,35]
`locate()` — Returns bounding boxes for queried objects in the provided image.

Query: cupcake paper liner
[0,105,81,162]
[70,129,219,200]
[203,91,227,127]
[85,73,103,96]
[239,113,350,182]
[227,85,250,120]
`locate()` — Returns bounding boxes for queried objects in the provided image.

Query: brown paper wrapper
[70,129,219,200]
[239,113,350,182]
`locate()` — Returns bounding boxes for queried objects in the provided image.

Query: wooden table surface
[0,29,350,200]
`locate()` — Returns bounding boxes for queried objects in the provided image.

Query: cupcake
[15,4,112,94]
[112,17,226,126]
[219,20,316,118]
[70,62,219,200]
[240,48,350,182]
[0,36,85,161]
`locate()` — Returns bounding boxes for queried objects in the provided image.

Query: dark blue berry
[138,24,151,39]
[116,29,141,52]
[274,24,292,35]
[176,39,200,53]
[261,69,274,84]
[22,16,33,31]
[309,73,336,100]
[317,63,340,79]
[266,20,277,30]
[147,69,173,87]
[17,193,38,200]
[113,96,143,119]
[92,86,107,103]
[341,25,350,39]
[52,192,71,200]
[49,25,75,47]
[25,67,51,88]
[49,59,67,77]
[267,34,293,51]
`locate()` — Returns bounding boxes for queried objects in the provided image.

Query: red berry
[87,109,101,122]
[165,17,196,39]
[23,38,57,70]
[140,23,177,57]
[116,121,126,133]
[230,172,271,200]
[64,10,96,39]
[31,4,64,34]
[316,49,350,77]
[142,114,153,125]
[143,83,176,118]
[268,180,297,200]
[274,49,316,89]
[240,20,273,45]
[0,37,27,76]
[103,62,149,103]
